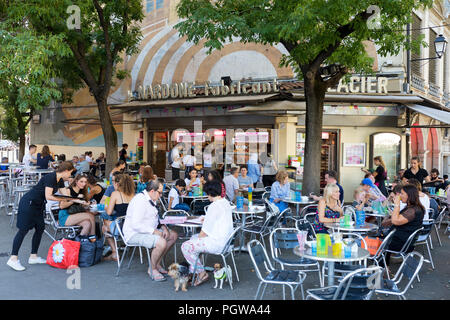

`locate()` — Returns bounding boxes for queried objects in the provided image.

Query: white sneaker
[7,258,26,271]
[28,256,47,264]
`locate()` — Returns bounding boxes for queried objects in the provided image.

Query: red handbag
[46,239,80,269]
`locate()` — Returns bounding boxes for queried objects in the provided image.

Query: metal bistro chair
[190,198,211,216]
[162,209,191,263]
[306,266,382,300]
[431,205,446,247]
[269,228,323,287]
[114,216,154,278]
[248,239,307,300]
[366,229,397,279]
[375,251,424,300]
[242,206,286,250]
[44,202,82,241]
[299,204,318,219]
[414,219,435,269]
[191,226,242,289]
[321,233,368,284]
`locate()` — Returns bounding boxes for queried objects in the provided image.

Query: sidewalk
[0,211,448,300]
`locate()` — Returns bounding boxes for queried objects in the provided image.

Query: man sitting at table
[75,154,90,174]
[223,167,240,202]
[238,165,253,189]
[122,180,178,281]
[0,157,9,175]
[168,179,190,212]
[181,180,234,286]
[311,170,344,204]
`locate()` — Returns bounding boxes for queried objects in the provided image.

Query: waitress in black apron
[6,162,75,271]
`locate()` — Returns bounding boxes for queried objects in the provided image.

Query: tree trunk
[19,132,26,162]
[302,71,326,196]
[96,98,118,176]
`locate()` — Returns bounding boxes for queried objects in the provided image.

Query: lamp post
[410,34,448,61]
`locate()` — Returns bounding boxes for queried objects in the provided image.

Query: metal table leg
[327,261,335,286]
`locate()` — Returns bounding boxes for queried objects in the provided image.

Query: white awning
[406,104,450,124]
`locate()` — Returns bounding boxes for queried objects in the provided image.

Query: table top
[293,245,370,263]
[324,222,378,232]
[232,205,266,214]
[283,198,316,205]
[23,168,54,173]
[180,194,209,199]
[365,212,388,218]
[238,188,266,193]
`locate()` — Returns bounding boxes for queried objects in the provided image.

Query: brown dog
[168,262,190,292]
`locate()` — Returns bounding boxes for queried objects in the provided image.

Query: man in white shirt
[123,180,178,281]
[22,144,37,168]
[170,145,182,180]
[223,167,240,202]
[183,150,196,177]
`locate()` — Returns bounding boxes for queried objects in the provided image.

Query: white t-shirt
[419,193,430,220]
[171,148,181,168]
[85,155,93,163]
[168,188,180,208]
[183,154,195,167]
[201,198,234,252]
[23,152,34,167]
[223,174,239,201]
[185,177,201,188]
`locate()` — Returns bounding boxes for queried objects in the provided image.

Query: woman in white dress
[181,180,234,286]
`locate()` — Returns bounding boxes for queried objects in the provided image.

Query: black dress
[388,206,424,253]
[17,172,65,230]
[92,184,105,203]
[403,168,429,186]
[375,166,388,197]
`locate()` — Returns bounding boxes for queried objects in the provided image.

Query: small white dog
[213,263,232,289]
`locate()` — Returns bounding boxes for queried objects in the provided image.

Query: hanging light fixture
[434,34,447,58]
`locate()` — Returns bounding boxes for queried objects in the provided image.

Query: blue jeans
[270,199,289,224]
[173,203,190,212]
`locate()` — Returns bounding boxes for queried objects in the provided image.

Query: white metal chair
[366,229,397,279]
[162,209,191,263]
[248,239,307,300]
[375,251,424,300]
[414,219,435,269]
[44,202,82,241]
[269,227,323,287]
[114,216,153,278]
[306,266,382,300]
[191,226,242,289]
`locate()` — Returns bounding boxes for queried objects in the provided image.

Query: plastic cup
[311,241,317,255]
[344,245,352,258]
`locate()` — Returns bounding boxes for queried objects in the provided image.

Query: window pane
[156,0,164,9]
[146,0,154,12]
[372,133,401,181]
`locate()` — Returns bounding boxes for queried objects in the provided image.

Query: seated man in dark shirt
[0,157,9,175]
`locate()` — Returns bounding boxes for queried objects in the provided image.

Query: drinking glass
[311,241,317,255]
[344,245,352,258]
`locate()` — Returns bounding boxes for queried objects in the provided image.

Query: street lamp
[411,34,447,61]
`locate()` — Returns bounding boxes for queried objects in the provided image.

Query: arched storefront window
[370,133,401,181]
[426,127,439,170]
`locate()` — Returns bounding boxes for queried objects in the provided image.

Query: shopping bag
[362,236,382,256]
[77,237,104,268]
[46,239,80,269]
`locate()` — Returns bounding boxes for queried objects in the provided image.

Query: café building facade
[30,1,450,202]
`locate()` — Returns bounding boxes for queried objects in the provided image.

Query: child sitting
[168,179,190,212]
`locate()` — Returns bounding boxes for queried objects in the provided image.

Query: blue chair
[269,228,323,287]
[248,239,306,300]
[306,266,382,300]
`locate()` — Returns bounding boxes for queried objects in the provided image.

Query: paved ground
[0,209,449,300]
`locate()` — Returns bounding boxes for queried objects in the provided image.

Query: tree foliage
[6,0,144,172]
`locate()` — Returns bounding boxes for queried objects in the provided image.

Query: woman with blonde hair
[269,170,290,213]
[102,174,136,261]
[312,184,343,234]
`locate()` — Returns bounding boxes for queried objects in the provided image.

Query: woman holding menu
[7,162,75,271]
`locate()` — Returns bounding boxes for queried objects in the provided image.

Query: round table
[364,211,389,226]
[233,205,266,252]
[324,222,378,233]
[23,168,54,182]
[283,198,316,217]
[293,245,370,286]
[180,194,209,202]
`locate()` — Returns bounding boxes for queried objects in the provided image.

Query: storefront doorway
[148,131,169,177]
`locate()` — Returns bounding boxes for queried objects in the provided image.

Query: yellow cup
[332,243,342,256]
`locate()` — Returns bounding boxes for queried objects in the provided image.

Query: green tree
[0,27,71,160]
[9,0,144,173]
[176,0,431,194]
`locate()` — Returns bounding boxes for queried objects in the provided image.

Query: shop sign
[235,131,269,143]
[130,79,280,101]
[328,76,389,94]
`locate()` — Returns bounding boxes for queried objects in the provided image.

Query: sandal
[157,267,168,275]
[103,254,118,262]
[149,269,166,282]
[193,273,209,287]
